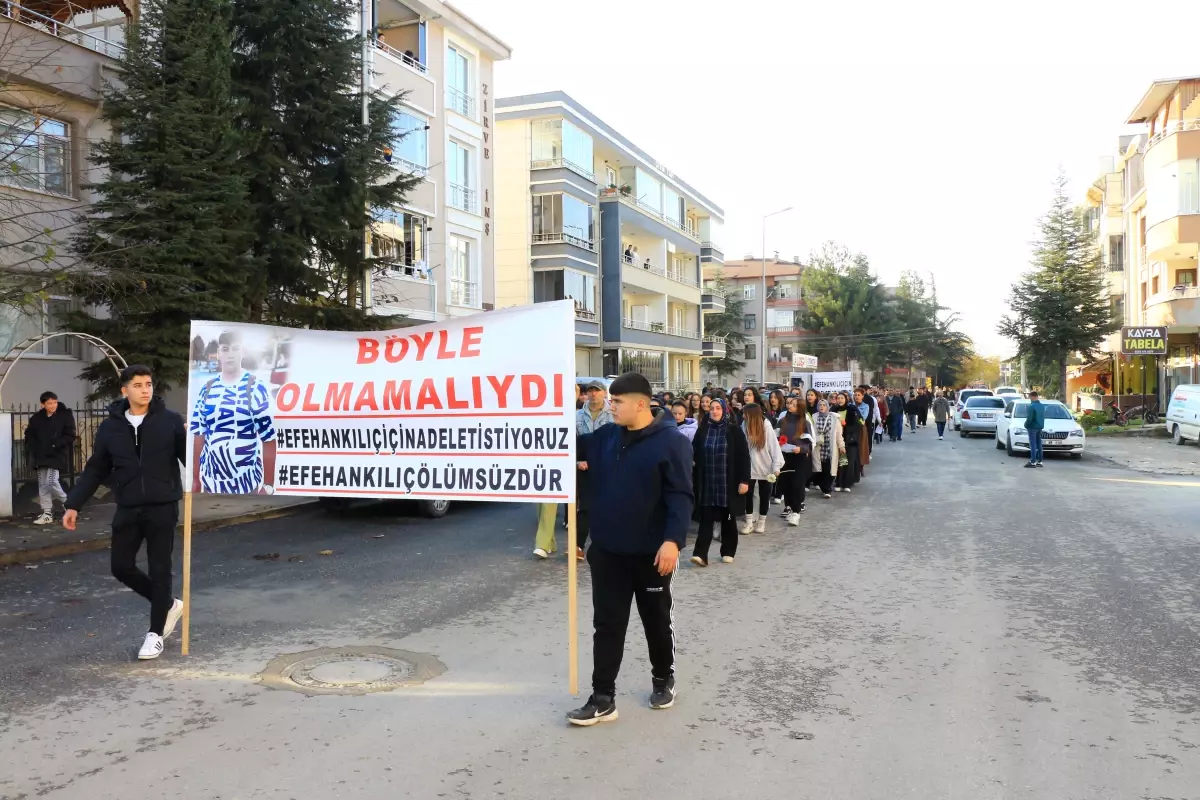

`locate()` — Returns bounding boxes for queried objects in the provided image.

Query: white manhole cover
[259,646,445,696]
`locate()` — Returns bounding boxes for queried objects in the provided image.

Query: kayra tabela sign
[186,302,577,503]
[1121,326,1167,356]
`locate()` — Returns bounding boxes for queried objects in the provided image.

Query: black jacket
[66,397,186,510]
[580,410,694,555]
[886,394,905,417]
[25,407,76,473]
[691,419,752,510]
[904,395,922,415]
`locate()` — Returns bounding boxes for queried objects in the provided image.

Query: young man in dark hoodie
[63,365,187,661]
[568,372,694,726]
[25,391,76,525]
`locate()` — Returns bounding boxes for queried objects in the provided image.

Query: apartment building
[702,256,806,387]
[493,91,724,391]
[1087,77,1200,403]
[1,0,131,407]
[365,0,511,322]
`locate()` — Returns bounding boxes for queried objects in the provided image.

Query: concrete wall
[494,118,531,309]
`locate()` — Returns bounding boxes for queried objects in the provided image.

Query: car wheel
[960,430,968,438]
[995,436,1005,450]
[1006,435,1018,457]
[420,499,451,518]
[1173,424,1186,446]
[1070,453,1082,459]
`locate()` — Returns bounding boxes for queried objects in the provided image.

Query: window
[531,194,595,249]
[390,110,428,172]
[447,235,478,307]
[673,306,685,332]
[1178,269,1197,287]
[605,166,617,189]
[1140,282,1147,305]
[372,209,425,269]
[634,167,662,214]
[1147,158,1200,226]
[1112,295,1125,323]
[674,359,693,385]
[744,343,756,360]
[1,107,70,195]
[533,269,597,320]
[965,397,1006,409]
[446,44,473,117]
[0,299,72,356]
[1152,276,1160,295]
[618,349,664,382]
[1043,405,1073,420]
[1108,235,1124,272]
[744,313,756,331]
[743,284,756,301]
[447,141,475,212]
[664,186,682,227]
[767,309,794,329]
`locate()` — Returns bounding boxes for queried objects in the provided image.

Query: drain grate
[259,646,445,696]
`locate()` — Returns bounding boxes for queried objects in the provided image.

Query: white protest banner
[185,301,577,504]
[810,371,854,393]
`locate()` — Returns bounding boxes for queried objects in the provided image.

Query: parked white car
[1165,384,1200,445]
[953,388,994,431]
[959,395,1007,436]
[994,386,1023,400]
[994,399,1085,458]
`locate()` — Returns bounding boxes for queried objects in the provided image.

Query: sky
[452,0,1198,357]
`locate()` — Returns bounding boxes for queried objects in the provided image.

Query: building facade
[365,0,511,324]
[494,91,724,391]
[1,0,133,408]
[702,256,806,387]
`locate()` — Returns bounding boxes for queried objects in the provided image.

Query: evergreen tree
[232,0,420,329]
[997,173,1118,399]
[700,271,748,381]
[69,0,248,397]
[800,242,893,370]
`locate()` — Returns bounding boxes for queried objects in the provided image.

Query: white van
[1165,384,1200,445]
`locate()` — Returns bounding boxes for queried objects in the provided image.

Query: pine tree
[69,0,248,397]
[700,271,748,381]
[997,173,1118,399]
[232,0,420,329]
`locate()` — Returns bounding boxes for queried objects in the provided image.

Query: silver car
[959,396,1007,436]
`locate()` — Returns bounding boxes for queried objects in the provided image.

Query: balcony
[1144,286,1200,328]
[371,39,434,112]
[449,183,477,213]
[1146,214,1200,261]
[702,336,727,358]
[622,255,699,289]
[623,318,700,340]
[767,324,804,337]
[767,292,803,307]
[446,86,475,120]
[701,289,726,314]
[700,241,724,264]
[532,231,596,253]
[2,1,126,58]
[1146,119,1200,151]
[600,189,700,242]
[531,157,595,183]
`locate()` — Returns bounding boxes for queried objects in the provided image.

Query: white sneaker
[843,488,852,494]
[771,497,782,505]
[33,512,53,525]
[754,516,766,534]
[533,548,549,560]
[138,632,164,660]
[162,599,184,640]
[833,487,843,493]
[938,436,944,441]
[787,512,800,526]
[822,493,832,499]
[721,556,735,564]
[740,515,755,535]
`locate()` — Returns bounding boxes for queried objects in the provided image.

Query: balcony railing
[666,268,699,288]
[574,306,597,322]
[446,86,475,119]
[449,279,480,309]
[449,183,477,213]
[378,261,431,282]
[2,1,126,58]
[622,318,699,339]
[1139,245,1148,266]
[600,188,701,242]
[1147,119,1200,149]
[384,152,428,177]
[373,39,428,74]
[530,157,595,182]
[623,255,699,289]
[532,231,596,252]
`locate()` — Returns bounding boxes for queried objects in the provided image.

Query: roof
[705,261,804,281]
[496,91,722,218]
[410,0,512,61]
[1126,75,1200,124]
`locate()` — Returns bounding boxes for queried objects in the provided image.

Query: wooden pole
[567,501,578,696]
[181,491,193,655]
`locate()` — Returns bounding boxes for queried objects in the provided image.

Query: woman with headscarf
[740,404,784,535]
[776,395,818,524]
[853,386,872,479]
[834,391,863,493]
[812,398,842,498]
[690,398,751,567]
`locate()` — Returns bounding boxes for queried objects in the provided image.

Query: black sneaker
[567,694,618,726]
[798,502,806,513]
[780,506,791,518]
[1024,462,1037,469]
[650,677,676,710]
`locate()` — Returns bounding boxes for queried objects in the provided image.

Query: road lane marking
[1087,477,1200,488]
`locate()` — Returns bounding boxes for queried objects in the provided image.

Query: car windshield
[1044,404,1073,420]
[995,387,1019,394]
[960,390,993,403]
[966,397,1006,408]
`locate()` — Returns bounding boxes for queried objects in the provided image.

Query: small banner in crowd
[810,371,854,393]
[185,302,577,504]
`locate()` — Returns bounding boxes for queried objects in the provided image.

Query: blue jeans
[935,421,946,437]
[1028,432,1044,463]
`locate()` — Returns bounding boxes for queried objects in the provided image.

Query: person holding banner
[568,373,694,726]
[62,365,187,661]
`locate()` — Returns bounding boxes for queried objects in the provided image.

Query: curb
[0,502,320,567]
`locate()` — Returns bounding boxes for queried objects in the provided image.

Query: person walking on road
[1025,390,1046,468]
[917,387,931,428]
[887,389,906,442]
[63,366,187,661]
[740,404,783,535]
[905,390,921,434]
[812,399,843,498]
[690,399,751,567]
[568,373,693,726]
[834,392,863,493]
[777,396,817,524]
[931,390,951,440]
[25,391,75,525]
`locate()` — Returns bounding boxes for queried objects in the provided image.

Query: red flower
[778,435,788,445]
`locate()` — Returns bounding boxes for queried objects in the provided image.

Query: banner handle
[181,491,193,656]
[567,501,578,696]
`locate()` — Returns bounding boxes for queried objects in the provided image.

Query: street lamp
[761,206,793,384]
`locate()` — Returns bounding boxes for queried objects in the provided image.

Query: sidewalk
[1086,435,1200,476]
[0,495,317,566]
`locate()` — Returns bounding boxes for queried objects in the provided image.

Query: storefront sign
[791,353,819,369]
[1121,326,1167,355]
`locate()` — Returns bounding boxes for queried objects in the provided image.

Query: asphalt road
[1,427,1198,799]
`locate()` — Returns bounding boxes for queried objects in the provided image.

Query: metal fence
[9,405,109,489]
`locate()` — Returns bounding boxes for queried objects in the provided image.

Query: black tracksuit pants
[110,502,177,635]
[588,544,675,697]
